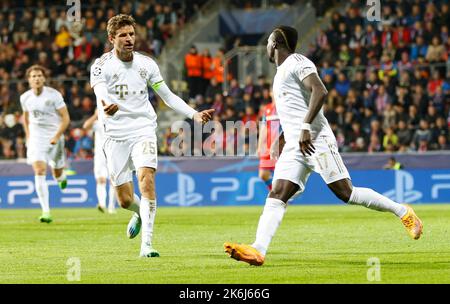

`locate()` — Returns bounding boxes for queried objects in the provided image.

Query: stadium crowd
[0,0,449,160]
[0,0,207,159]
[177,0,450,155]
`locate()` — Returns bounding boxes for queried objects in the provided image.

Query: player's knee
[269,187,289,202]
[259,170,271,181]
[328,179,353,203]
[34,168,46,176]
[97,177,107,184]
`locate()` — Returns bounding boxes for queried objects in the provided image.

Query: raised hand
[193,109,215,124]
[299,129,315,156]
[101,99,119,116]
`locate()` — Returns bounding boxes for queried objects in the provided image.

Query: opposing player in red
[258,100,282,191]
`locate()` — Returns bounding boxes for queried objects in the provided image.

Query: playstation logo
[383,170,422,203]
[164,173,203,206]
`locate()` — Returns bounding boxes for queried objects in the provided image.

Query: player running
[83,111,117,214]
[90,14,213,257]
[20,65,70,223]
[224,26,423,266]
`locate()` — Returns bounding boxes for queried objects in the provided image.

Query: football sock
[125,193,141,214]
[348,187,408,218]
[35,175,50,214]
[252,197,286,256]
[108,184,116,211]
[96,183,107,208]
[140,197,156,248]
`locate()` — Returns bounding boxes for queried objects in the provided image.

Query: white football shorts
[273,135,350,192]
[103,135,158,186]
[27,136,66,169]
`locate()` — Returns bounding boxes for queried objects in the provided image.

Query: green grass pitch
[0,204,449,284]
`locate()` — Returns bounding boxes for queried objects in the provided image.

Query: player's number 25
[142,141,156,155]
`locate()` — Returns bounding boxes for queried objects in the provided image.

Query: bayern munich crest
[139,68,147,79]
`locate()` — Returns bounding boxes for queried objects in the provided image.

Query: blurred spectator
[411,119,432,151]
[1,1,450,158]
[335,73,350,96]
[374,85,391,114]
[426,36,447,62]
[201,48,214,94]
[436,134,450,150]
[383,157,404,170]
[383,127,398,152]
[70,128,93,159]
[184,45,203,98]
[205,77,222,100]
[397,120,412,151]
[228,79,243,100]
[212,48,228,84]
[55,25,71,58]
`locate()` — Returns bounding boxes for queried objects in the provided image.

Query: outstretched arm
[299,73,328,156]
[22,111,30,141]
[153,81,214,124]
[93,83,119,116]
[51,106,70,144]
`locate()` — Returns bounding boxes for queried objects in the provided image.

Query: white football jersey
[20,86,66,142]
[272,53,334,144]
[90,50,163,140]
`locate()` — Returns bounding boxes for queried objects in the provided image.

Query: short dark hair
[107,14,136,37]
[273,26,298,52]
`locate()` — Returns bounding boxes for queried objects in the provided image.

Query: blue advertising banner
[1,169,449,208]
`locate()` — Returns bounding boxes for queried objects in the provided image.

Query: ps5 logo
[164,173,203,206]
[164,174,262,206]
[6,179,88,205]
[383,171,422,203]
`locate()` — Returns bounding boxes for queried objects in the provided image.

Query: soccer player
[258,100,281,190]
[20,65,70,223]
[224,26,423,266]
[90,14,213,257]
[82,111,117,214]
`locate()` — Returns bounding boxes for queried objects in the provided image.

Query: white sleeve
[294,56,318,82]
[147,59,164,86]
[54,91,66,110]
[20,94,27,112]
[93,82,110,122]
[154,82,197,119]
[90,59,105,88]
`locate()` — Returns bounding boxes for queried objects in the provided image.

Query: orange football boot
[224,242,265,266]
[401,204,423,240]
